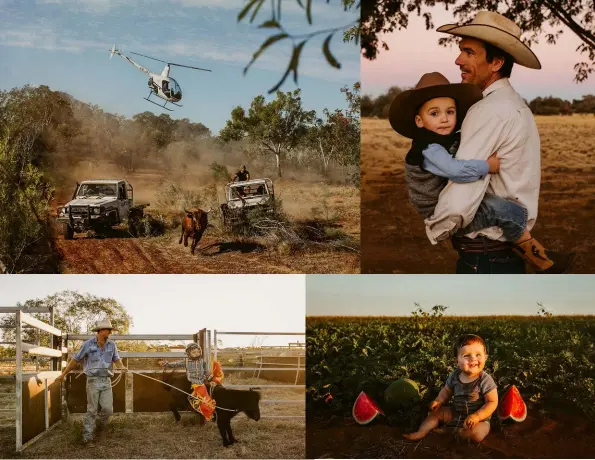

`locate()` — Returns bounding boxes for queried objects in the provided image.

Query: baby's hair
[453,334,487,357]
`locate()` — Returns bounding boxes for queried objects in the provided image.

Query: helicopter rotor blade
[168,63,212,72]
[129,51,168,64]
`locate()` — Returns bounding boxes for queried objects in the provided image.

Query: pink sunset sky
[362,7,595,100]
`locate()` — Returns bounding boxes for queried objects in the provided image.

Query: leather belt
[451,236,514,254]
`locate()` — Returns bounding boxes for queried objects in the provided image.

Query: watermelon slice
[498,385,527,422]
[352,391,384,425]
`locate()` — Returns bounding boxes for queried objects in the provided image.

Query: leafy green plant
[307,315,595,423]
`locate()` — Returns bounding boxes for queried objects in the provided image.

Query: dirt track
[55,231,359,274]
[361,115,595,273]
[307,412,595,458]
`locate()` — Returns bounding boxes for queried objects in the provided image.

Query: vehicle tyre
[128,208,144,237]
[62,223,74,240]
[129,218,140,237]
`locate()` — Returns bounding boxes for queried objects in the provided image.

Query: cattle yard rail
[213,330,305,420]
[0,323,304,452]
[0,306,65,452]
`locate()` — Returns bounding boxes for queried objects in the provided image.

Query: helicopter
[109,45,211,111]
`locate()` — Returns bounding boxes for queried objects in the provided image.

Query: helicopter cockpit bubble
[169,77,182,100]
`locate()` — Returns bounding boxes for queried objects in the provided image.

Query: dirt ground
[361,115,595,273]
[307,413,595,458]
[52,177,360,274]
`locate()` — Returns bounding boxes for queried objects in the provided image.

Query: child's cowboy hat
[92,319,116,332]
[437,11,541,69]
[389,72,483,139]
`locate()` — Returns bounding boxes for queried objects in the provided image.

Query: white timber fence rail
[1,306,65,453]
[0,306,55,380]
[213,330,305,420]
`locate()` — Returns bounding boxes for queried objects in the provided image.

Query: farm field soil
[53,178,360,274]
[307,412,595,459]
[361,115,595,273]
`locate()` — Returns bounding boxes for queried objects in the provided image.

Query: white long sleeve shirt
[424,78,541,244]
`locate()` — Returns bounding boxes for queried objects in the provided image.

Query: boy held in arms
[389,72,569,273]
[404,334,497,442]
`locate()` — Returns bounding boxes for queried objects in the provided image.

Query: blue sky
[0,275,305,347]
[0,0,359,134]
[307,275,595,316]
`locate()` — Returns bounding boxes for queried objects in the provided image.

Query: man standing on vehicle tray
[233,165,250,182]
[55,319,127,447]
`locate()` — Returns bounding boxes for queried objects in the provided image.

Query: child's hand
[158,360,166,367]
[429,400,442,412]
[464,413,481,428]
[487,153,500,173]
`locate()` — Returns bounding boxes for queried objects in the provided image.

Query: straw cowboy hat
[92,319,116,332]
[437,11,541,69]
[389,72,483,139]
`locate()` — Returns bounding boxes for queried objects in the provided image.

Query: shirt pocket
[101,349,114,364]
[88,349,101,366]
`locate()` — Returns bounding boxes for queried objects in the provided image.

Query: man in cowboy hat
[389,71,570,274]
[423,10,573,274]
[56,319,127,447]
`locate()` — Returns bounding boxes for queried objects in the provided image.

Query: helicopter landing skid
[143,96,174,111]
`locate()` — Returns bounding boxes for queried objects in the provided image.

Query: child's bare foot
[403,431,428,441]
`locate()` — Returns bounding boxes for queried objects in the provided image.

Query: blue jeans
[455,247,526,274]
[83,376,113,441]
[460,193,528,242]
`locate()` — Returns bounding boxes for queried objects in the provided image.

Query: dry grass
[0,373,304,458]
[361,115,595,273]
[0,415,304,459]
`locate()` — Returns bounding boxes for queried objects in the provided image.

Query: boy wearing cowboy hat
[390,71,566,273]
[418,10,573,273]
[159,342,219,422]
[56,319,127,447]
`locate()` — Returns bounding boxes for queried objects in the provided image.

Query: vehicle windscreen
[77,183,117,197]
[229,183,267,199]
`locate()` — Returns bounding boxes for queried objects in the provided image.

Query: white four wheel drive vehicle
[56,180,149,239]
[220,178,276,230]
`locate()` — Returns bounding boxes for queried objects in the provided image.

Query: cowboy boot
[513,239,574,274]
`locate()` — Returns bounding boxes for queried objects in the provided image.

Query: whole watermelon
[384,378,421,409]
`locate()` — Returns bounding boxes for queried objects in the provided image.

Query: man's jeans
[83,377,113,441]
[460,193,528,242]
[455,248,526,274]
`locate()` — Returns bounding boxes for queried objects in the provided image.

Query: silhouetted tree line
[362,88,595,118]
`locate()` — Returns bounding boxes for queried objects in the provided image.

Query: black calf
[212,386,261,447]
[162,377,261,447]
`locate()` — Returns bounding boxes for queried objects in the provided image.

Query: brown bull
[179,208,211,255]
